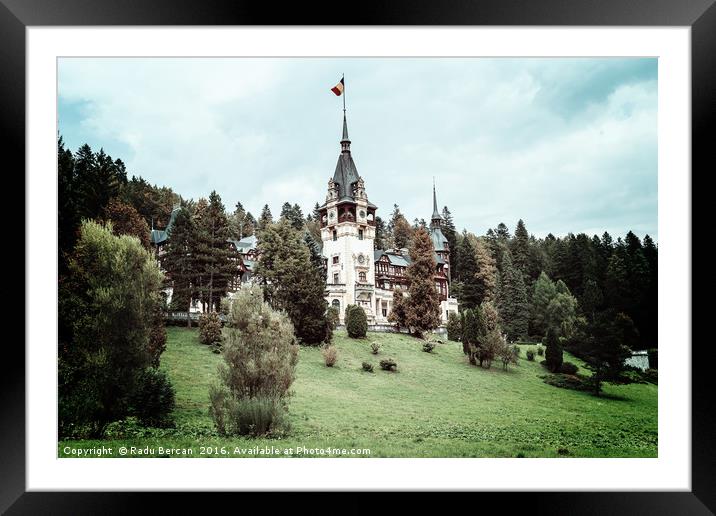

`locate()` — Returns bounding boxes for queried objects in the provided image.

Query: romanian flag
[331,77,344,96]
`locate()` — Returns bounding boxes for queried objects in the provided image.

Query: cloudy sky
[58,57,657,240]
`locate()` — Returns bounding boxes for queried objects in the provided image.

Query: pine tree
[58,137,78,269]
[498,251,529,341]
[474,237,498,304]
[162,207,198,327]
[544,326,563,373]
[387,287,407,330]
[404,227,441,337]
[441,206,458,275]
[531,271,557,336]
[255,220,331,345]
[258,204,273,231]
[194,191,238,312]
[512,219,530,279]
[374,216,386,250]
[389,204,413,249]
[303,231,326,281]
[456,233,480,309]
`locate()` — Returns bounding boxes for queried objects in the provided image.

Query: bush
[537,345,544,356]
[361,362,374,372]
[129,368,176,428]
[326,306,340,330]
[540,373,590,392]
[560,361,579,375]
[322,345,338,367]
[446,312,462,342]
[512,344,521,357]
[545,328,563,372]
[526,350,535,361]
[644,368,658,384]
[380,358,397,372]
[422,341,436,353]
[370,342,381,355]
[209,286,298,436]
[199,311,223,346]
[345,304,368,338]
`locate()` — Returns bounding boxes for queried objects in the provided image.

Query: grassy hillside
[59,327,657,458]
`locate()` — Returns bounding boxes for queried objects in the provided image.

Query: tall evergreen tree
[497,250,529,341]
[473,236,498,304]
[404,227,441,337]
[255,220,331,345]
[531,271,557,336]
[374,216,386,250]
[512,219,530,279]
[258,204,273,231]
[194,191,238,312]
[456,233,480,309]
[162,207,198,326]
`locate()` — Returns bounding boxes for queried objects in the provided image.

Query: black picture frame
[3,0,712,513]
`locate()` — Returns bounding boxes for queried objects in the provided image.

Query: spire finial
[431,179,442,224]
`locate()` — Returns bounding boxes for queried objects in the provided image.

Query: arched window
[332,299,340,311]
[359,271,367,283]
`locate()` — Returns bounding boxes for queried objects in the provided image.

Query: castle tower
[428,181,451,279]
[319,112,378,323]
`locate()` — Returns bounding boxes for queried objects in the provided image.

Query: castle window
[359,272,367,283]
[358,229,364,240]
[332,256,339,264]
[332,299,340,310]
[332,230,337,241]
[333,273,339,284]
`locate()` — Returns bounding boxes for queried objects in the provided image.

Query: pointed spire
[340,112,351,153]
[431,179,442,228]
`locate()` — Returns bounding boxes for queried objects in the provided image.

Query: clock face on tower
[358,254,365,264]
[359,210,366,218]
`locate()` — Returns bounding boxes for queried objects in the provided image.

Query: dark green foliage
[326,306,340,330]
[346,304,368,339]
[540,373,590,392]
[380,358,398,372]
[147,304,167,368]
[404,228,442,336]
[194,192,240,312]
[280,202,305,230]
[387,287,407,330]
[511,219,530,279]
[512,344,521,357]
[526,349,535,361]
[362,362,374,372]
[255,220,332,345]
[537,345,544,356]
[130,368,176,428]
[162,207,198,327]
[370,342,381,355]
[456,234,481,309]
[58,221,167,437]
[422,341,436,353]
[199,312,223,346]
[446,312,462,342]
[544,327,563,373]
[374,216,387,250]
[498,251,529,341]
[581,311,637,395]
[560,362,579,375]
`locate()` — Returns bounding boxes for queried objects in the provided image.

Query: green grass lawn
[59,327,657,458]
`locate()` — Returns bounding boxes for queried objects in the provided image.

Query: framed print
[4,0,714,512]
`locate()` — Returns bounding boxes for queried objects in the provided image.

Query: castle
[317,113,459,325]
[153,111,459,324]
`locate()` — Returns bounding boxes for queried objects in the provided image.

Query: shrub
[644,368,658,384]
[422,341,436,353]
[540,373,590,392]
[129,368,176,428]
[446,312,462,342]
[370,342,381,355]
[526,350,535,361]
[326,306,340,330]
[537,345,544,356]
[545,327,563,373]
[322,345,338,367]
[209,286,298,436]
[512,344,521,357]
[345,304,368,338]
[362,362,374,372]
[560,361,579,375]
[380,358,397,372]
[199,311,223,346]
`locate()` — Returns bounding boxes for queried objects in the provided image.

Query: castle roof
[332,113,361,201]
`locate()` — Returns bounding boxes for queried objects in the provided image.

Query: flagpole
[342,73,346,113]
